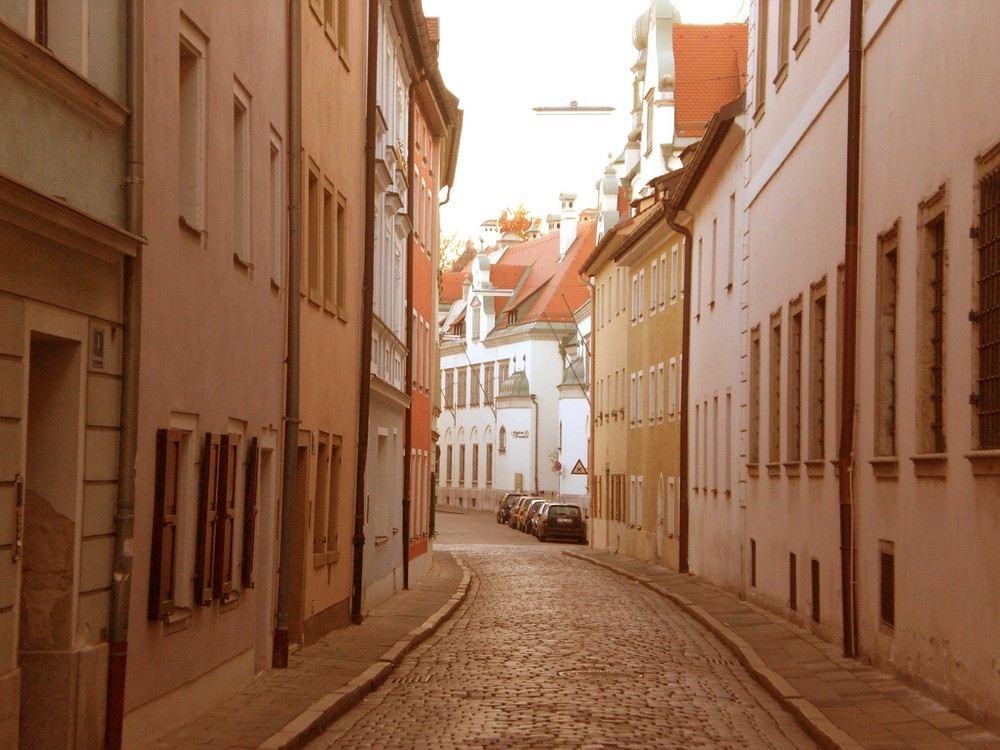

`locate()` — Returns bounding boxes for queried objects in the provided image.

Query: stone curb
[256,559,472,750]
[563,550,864,750]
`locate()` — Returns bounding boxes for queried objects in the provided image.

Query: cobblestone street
[306,510,819,749]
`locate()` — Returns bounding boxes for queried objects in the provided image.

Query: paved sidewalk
[565,548,1000,750]
[148,551,469,750]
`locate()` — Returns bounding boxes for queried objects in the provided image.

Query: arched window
[498,426,506,453]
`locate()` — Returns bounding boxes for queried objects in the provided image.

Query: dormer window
[470,297,481,340]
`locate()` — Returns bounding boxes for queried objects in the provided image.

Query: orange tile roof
[493,223,595,328]
[489,264,529,291]
[674,23,748,138]
[440,272,466,304]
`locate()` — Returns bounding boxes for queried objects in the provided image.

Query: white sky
[422,0,749,242]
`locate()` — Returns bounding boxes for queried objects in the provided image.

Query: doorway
[19,333,82,748]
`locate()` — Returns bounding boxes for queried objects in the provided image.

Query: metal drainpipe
[105,1,143,745]
[531,395,539,494]
[666,207,692,574]
[402,88,417,591]
[352,0,380,624]
[839,0,864,659]
[580,273,596,541]
[273,0,302,668]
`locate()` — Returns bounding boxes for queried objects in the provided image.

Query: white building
[437,197,594,513]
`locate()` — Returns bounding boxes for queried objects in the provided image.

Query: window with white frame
[630,373,636,425]
[659,252,667,307]
[657,363,665,421]
[648,366,655,423]
[668,357,677,419]
[650,260,658,316]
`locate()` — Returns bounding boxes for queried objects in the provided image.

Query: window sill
[161,606,193,635]
[313,550,340,568]
[233,252,254,274]
[765,462,782,478]
[793,26,811,59]
[964,449,1000,476]
[773,63,789,92]
[374,535,390,546]
[869,456,899,479]
[911,453,947,478]
[220,590,241,612]
[747,463,760,478]
[815,0,834,22]
[804,459,825,478]
[178,214,206,240]
[753,102,766,125]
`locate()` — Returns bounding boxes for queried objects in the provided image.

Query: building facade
[0,2,139,746]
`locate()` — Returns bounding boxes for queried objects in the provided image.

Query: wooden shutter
[149,429,182,619]
[213,434,239,600]
[195,432,221,605]
[241,438,259,589]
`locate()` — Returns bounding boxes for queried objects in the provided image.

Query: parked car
[510,495,539,531]
[536,503,587,544]
[524,499,549,536]
[497,493,524,525]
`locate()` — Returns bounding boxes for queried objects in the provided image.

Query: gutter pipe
[352,0,380,624]
[273,0,302,668]
[665,208,692,574]
[105,0,143,744]
[839,0,863,659]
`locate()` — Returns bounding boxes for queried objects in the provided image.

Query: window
[149,429,183,620]
[270,131,284,286]
[636,476,644,529]
[667,477,676,536]
[323,182,336,310]
[875,228,898,456]
[750,538,757,587]
[649,366,655,423]
[326,440,342,560]
[810,558,820,623]
[918,190,946,454]
[977,158,1000,448]
[472,444,479,485]
[725,392,732,493]
[472,302,481,340]
[307,165,321,302]
[195,432,240,605]
[444,369,454,409]
[313,436,330,557]
[727,194,736,289]
[498,361,509,392]
[787,298,802,463]
[650,260,658,316]
[631,274,638,323]
[712,396,719,492]
[694,403,700,488]
[709,218,717,307]
[754,0,769,116]
[749,326,761,464]
[645,89,654,155]
[241,438,261,589]
[336,194,348,316]
[486,443,493,485]
[630,373,637,426]
[233,85,251,266]
[789,552,798,611]
[670,244,679,301]
[668,357,677,419]
[498,427,506,453]
[446,444,453,484]
[457,367,467,408]
[484,363,495,404]
[659,252,668,307]
[470,366,480,407]
[459,445,466,486]
[179,25,207,230]
[638,271,645,320]
[696,237,703,314]
[657,363,665,421]
[769,312,782,464]
[809,280,827,460]
[638,370,644,426]
[776,0,791,86]
[880,540,895,630]
[337,0,349,57]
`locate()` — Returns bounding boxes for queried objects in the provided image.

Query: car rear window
[549,505,580,518]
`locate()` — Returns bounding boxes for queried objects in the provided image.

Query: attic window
[508,310,517,325]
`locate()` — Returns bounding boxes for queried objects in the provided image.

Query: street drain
[388,674,433,684]
[557,669,643,679]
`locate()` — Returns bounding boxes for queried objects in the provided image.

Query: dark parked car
[524,499,549,535]
[496,493,524,525]
[536,503,587,544]
[510,495,539,530]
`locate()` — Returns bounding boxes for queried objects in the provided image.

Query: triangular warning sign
[571,459,587,475]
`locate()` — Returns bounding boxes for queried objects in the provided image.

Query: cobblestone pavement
[306,540,820,750]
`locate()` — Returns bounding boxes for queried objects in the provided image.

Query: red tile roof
[674,23,748,138]
[440,272,466,304]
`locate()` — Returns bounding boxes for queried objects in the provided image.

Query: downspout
[402,87,416,590]
[839,0,864,659]
[531,395,539,493]
[580,273,596,541]
[106,0,143,745]
[273,0,302,668]
[666,207,692,574]
[352,0,380,624]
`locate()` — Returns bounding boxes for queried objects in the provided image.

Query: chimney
[559,193,578,259]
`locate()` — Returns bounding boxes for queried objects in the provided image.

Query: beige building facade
[0,2,139,747]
